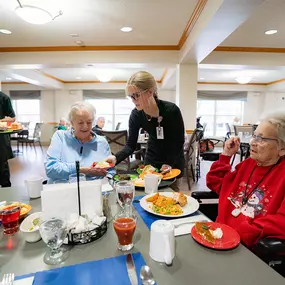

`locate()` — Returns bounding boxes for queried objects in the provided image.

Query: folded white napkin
[169,215,211,237]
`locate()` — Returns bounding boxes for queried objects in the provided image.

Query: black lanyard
[242,159,281,206]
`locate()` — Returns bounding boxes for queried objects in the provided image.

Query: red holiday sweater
[206,155,285,246]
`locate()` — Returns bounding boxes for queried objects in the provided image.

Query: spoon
[140,265,155,285]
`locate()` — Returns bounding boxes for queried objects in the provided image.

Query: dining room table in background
[0,186,284,285]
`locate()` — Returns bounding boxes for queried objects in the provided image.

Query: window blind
[9,90,41,100]
[197,91,248,101]
[83,90,126,99]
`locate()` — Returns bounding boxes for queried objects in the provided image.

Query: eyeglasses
[251,134,278,143]
[127,89,148,101]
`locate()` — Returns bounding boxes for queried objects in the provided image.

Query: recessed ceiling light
[121,27,132,33]
[70,34,79,37]
[76,77,81,79]
[265,29,277,35]
[75,40,84,45]
[235,76,252,84]
[6,77,12,80]
[0,29,12,35]
[200,77,204,80]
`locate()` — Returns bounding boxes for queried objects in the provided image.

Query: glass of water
[39,218,68,265]
[69,173,86,183]
[115,181,135,208]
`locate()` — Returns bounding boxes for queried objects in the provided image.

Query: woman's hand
[80,167,107,177]
[222,137,240,156]
[105,155,117,165]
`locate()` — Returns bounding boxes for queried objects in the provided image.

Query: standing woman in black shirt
[0,91,16,187]
[106,71,185,191]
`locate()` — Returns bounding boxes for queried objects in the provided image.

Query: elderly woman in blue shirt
[45,102,115,183]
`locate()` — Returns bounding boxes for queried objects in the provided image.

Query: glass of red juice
[113,212,137,251]
[0,203,21,235]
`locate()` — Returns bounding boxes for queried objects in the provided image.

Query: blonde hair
[68,102,96,122]
[261,111,285,147]
[126,71,158,99]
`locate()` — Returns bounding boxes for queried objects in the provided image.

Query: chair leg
[185,163,191,191]
[191,163,195,183]
[39,141,43,151]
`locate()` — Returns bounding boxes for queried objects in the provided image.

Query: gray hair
[68,102,96,122]
[96,116,105,122]
[261,111,285,147]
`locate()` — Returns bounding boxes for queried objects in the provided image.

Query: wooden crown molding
[214,46,285,53]
[178,0,208,49]
[2,81,28,84]
[0,0,207,53]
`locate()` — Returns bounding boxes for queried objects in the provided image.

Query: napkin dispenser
[41,180,103,221]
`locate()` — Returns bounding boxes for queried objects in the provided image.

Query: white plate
[140,192,199,218]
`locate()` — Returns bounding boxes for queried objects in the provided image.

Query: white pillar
[176,64,197,130]
[0,81,2,91]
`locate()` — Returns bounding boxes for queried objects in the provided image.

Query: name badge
[156,127,164,139]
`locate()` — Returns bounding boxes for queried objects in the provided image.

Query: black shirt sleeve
[115,109,141,164]
[2,93,16,118]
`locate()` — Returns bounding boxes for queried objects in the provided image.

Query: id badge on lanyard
[156,116,164,139]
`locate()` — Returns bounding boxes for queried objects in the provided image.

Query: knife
[126,253,139,285]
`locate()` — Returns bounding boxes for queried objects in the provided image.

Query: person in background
[58,117,67,130]
[105,71,185,191]
[0,91,16,187]
[206,111,285,246]
[92,116,105,135]
[45,102,115,183]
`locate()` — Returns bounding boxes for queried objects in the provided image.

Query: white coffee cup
[144,174,162,194]
[149,220,175,265]
[25,176,43,199]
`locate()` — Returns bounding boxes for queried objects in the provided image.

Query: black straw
[76,161,81,216]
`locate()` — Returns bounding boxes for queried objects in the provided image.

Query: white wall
[243,92,265,124]
[159,90,176,103]
[263,92,285,115]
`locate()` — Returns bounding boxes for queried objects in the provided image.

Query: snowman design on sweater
[228,182,270,218]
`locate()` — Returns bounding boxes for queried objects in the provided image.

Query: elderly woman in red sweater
[207,112,285,246]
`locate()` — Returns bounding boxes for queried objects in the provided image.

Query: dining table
[0,185,284,285]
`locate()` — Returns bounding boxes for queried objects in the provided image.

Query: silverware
[126,254,138,285]
[1,273,14,285]
[173,219,208,228]
[140,265,155,285]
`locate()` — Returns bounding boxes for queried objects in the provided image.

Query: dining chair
[100,130,144,172]
[18,123,43,151]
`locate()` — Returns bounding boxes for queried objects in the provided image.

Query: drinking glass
[39,218,68,265]
[0,202,21,235]
[115,180,135,208]
[113,211,137,251]
[69,173,86,183]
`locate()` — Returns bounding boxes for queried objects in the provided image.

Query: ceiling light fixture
[94,70,113,82]
[15,0,62,25]
[6,77,12,80]
[76,77,81,79]
[199,77,204,80]
[235,76,252,84]
[265,29,277,35]
[0,29,12,35]
[121,27,132,32]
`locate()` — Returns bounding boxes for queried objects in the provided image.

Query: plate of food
[140,192,199,218]
[191,222,240,250]
[113,173,138,181]
[0,202,32,220]
[137,164,181,181]
[92,161,115,170]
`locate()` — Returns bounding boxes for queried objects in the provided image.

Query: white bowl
[20,212,42,243]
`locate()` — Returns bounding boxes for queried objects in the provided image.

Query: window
[197,100,244,137]
[86,98,134,130]
[12,99,41,131]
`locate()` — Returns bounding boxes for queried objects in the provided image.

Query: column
[176,64,197,130]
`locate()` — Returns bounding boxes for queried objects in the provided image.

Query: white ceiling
[221,0,285,48]
[198,68,285,83]
[42,67,166,81]
[0,0,198,47]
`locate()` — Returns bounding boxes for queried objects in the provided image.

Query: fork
[1,273,14,285]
